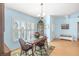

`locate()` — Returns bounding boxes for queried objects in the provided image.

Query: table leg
[32,44,35,56]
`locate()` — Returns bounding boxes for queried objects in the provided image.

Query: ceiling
[5,3,79,17]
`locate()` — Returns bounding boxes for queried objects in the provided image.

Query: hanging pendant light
[37,3,44,36]
[40,3,44,20]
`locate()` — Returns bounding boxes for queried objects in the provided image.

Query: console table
[59,35,73,41]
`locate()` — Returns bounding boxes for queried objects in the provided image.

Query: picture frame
[61,24,69,29]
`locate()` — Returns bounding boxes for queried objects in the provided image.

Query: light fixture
[40,3,44,20]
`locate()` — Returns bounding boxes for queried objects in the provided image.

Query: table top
[25,36,47,45]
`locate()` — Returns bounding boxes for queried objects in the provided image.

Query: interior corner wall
[50,16,57,40]
[44,16,51,42]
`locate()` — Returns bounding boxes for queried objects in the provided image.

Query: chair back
[19,38,27,50]
[36,36,47,46]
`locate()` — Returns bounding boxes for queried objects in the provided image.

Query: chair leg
[45,40,48,49]
[44,46,48,55]
[25,52,27,55]
[43,46,46,52]
[40,47,42,56]
[47,44,48,49]
[35,46,36,52]
[32,48,34,56]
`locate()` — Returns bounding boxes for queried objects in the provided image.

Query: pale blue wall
[50,16,56,40]
[50,16,53,40]
[52,12,79,41]
[54,16,66,38]
[4,7,40,50]
[68,12,79,40]
[44,16,51,42]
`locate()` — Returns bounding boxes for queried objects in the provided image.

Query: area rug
[11,46,55,56]
[47,46,55,55]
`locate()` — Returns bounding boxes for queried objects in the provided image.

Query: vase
[35,38,38,40]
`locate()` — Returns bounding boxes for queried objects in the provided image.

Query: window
[12,21,20,41]
[12,19,35,42]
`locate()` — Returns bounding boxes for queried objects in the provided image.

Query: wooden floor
[50,39,79,56]
[11,39,79,56]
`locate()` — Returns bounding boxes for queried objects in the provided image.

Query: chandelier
[40,3,44,20]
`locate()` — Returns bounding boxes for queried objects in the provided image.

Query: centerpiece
[34,32,40,39]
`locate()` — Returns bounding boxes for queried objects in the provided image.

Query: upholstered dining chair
[35,36,48,55]
[19,38,34,56]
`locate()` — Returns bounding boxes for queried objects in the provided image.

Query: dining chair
[35,36,48,55]
[19,38,34,56]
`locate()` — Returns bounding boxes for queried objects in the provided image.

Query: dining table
[25,36,48,55]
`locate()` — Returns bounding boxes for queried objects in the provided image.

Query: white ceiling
[5,3,79,17]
